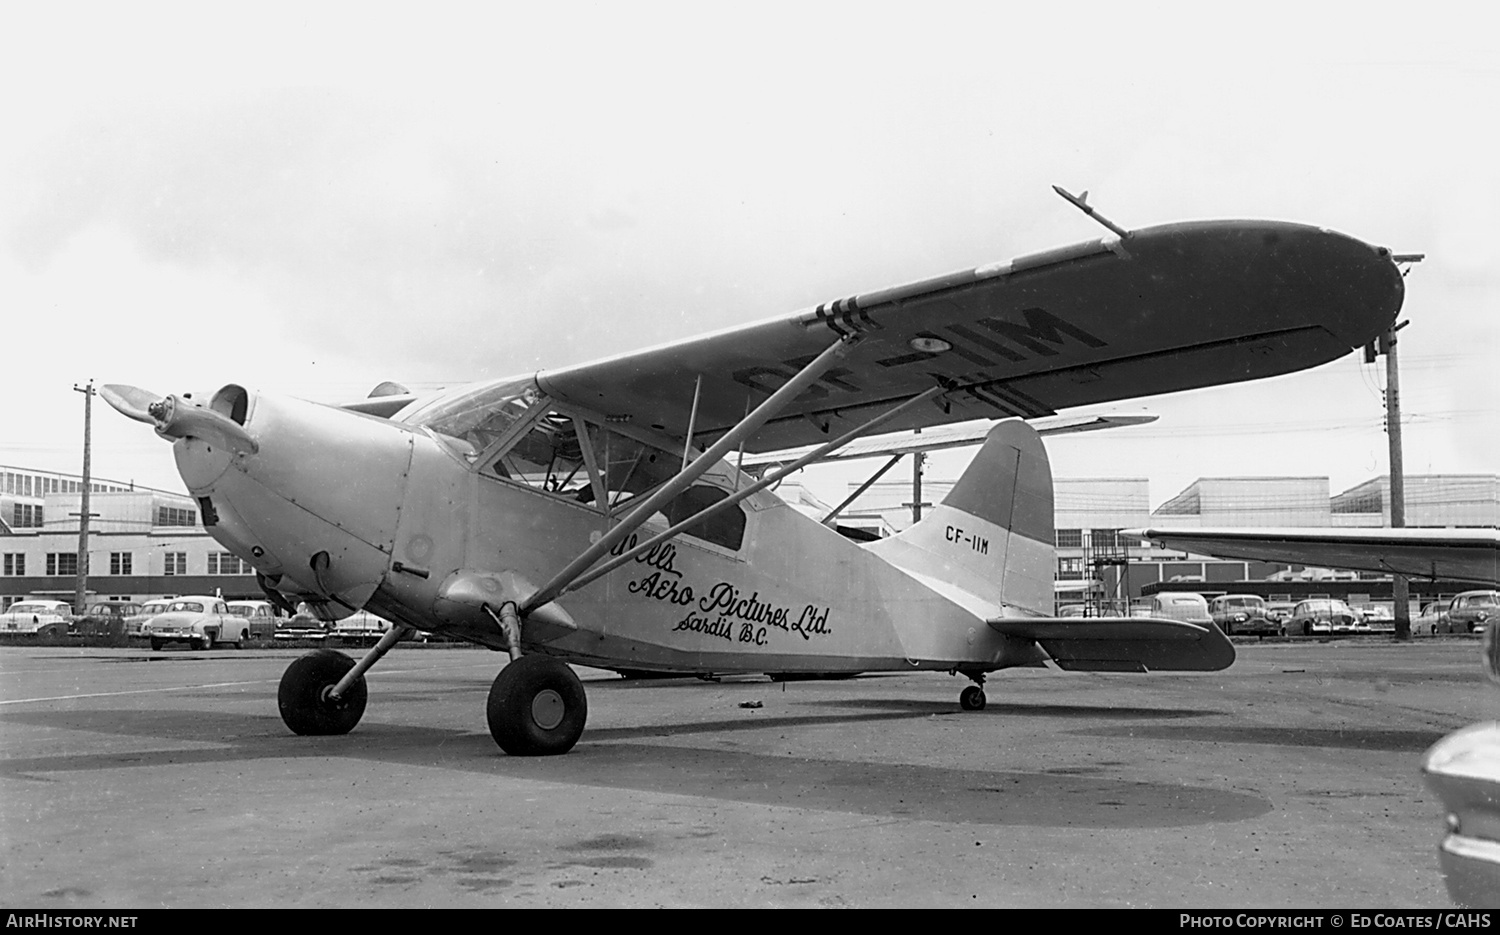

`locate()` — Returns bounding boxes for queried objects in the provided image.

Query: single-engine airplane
[103,210,1405,755]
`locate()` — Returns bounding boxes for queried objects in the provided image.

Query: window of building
[1055,528,1083,548]
[46,552,78,576]
[1056,556,1085,580]
[207,552,251,575]
[156,506,197,527]
[2,553,24,576]
[164,552,188,576]
[1090,528,1121,548]
[110,552,133,575]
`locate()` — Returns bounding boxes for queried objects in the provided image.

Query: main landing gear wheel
[278,649,367,735]
[960,685,987,710]
[487,655,587,756]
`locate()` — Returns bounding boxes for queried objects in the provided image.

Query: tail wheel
[278,649,367,735]
[486,655,587,755]
[960,685,987,711]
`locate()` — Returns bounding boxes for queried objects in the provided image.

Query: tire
[960,685,986,711]
[198,630,214,651]
[150,638,164,651]
[237,629,248,649]
[277,649,367,736]
[486,655,587,755]
[1302,621,1314,637]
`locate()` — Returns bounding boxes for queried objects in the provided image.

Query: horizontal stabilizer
[987,616,1235,672]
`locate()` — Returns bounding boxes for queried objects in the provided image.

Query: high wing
[988,616,1235,672]
[1127,527,1500,585]
[537,220,1403,453]
[737,412,1157,469]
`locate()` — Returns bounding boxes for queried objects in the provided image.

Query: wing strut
[822,453,904,527]
[519,335,860,615]
[558,384,946,599]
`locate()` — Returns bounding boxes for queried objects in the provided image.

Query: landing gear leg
[959,673,987,711]
[487,655,587,755]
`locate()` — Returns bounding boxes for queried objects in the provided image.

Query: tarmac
[2,637,1497,908]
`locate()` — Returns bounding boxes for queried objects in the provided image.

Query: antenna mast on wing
[1052,185,1131,239]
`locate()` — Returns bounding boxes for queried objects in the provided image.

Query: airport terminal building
[0,464,252,607]
[2,460,1495,614]
[830,471,1498,614]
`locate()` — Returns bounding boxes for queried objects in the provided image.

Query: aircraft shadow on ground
[787,697,1216,720]
[1070,723,1448,753]
[0,706,1270,829]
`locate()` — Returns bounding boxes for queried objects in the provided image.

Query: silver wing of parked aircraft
[736,412,1157,470]
[1127,527,1500,585]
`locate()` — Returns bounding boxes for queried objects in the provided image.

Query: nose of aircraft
[104,383,414,614]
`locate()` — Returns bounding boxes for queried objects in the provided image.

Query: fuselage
[176,386,1040,676]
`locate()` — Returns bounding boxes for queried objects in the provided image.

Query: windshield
[1460,593,1499,608]
[399,376,540,456]
[10,603,50,613]
[167,601,205,613]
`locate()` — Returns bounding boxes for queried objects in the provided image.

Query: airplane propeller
[99,384,162,424]
[101,383,259,455]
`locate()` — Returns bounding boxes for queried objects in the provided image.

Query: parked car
[333,610,393,646]
[0,600,73,636]
[139,596,242,650]
[1266,601,1298,629]
[226,600,280,639]
[128,601,171,640]
[70,601,149,638]
[1287,598,1361,636]
[1209,594,1279,637]
[1440,590,1498,635]
[274,604,334,643]
[1420,622,1500,907]
[1149,592,1211,625]
[1356,605,1396,634]
[1415,601,1450,635]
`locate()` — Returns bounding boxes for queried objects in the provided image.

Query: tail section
[866,420,1054,613]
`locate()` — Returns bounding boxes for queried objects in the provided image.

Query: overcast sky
[1,2,1495,512]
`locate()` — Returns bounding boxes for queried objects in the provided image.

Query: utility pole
[72,381,95,616]
[1368,255,1421,640]
[911,450,925,524]
[1384,324,1410,640]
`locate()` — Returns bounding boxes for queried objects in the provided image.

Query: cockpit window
[492,411,593,496]
[399,376,542,457]
[478,410,746,552]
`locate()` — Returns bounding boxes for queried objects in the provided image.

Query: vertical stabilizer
[866,420,1054,614]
